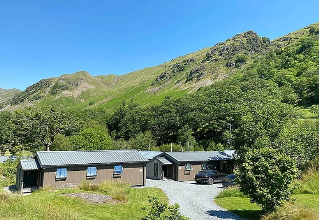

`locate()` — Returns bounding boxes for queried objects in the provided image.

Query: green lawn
[0,187,167,220]
[293,194,319,211]
[215,197,263,220]
[215,194,319,220]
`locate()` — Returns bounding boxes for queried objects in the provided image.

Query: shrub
[141,196,189,220]
[237,147,298,212]
[0,158,20,185]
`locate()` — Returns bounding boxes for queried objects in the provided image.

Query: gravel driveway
[146,179,245,220]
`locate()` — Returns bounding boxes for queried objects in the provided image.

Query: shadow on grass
[207,209,264,220]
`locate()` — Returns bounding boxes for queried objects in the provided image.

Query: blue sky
[0,0,318,90]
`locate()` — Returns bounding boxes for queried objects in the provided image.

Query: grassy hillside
[2,22,319,111]
[0,88,20,104]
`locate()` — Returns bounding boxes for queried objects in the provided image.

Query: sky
[0,0,318,90]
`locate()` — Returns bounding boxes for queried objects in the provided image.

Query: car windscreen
[197,171,209,175]
[227,174,236,179]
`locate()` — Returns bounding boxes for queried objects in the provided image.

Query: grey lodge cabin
[143,150,235,181]
[16,150,148,192]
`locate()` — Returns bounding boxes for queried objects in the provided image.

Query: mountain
[0,88,21,104]
[2,22,319,111]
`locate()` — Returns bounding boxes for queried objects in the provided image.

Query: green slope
[3,21,319,111]
[0,88,21,104]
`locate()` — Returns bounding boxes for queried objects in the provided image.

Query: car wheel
[208,178,213,185]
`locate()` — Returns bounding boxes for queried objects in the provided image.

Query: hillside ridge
[2,21,319,111]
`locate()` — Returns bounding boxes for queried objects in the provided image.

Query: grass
[0,184,167,220]
[294,168,319,195]
[215,196,263,220]
[215,170,319,220]
[215,193,319,220]
[216,186,247,199]
[79,180,132,202]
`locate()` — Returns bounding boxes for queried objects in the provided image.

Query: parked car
[222,174,237,187]
[194,170,228,185]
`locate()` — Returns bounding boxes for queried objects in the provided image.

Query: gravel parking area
[146,179,244,220]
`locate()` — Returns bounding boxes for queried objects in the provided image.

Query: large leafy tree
[70,125,112,150]
[21,107,81,151]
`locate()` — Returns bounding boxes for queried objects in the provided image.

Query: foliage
[51,134,73,151]
[127,131,156,151]
[274,120,319,167]
[236,146,298,211]
[70,125,112,150]
[0,157,20,185]
[141,196,189,220]
[13,106,81,151]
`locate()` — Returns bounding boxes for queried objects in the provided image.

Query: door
[23,170,38,187]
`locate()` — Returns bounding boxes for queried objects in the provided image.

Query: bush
[237,147,298,212]
[0,158,20,185]
[141,196,189,220]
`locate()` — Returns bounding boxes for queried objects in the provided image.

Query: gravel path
[146,179,245,220]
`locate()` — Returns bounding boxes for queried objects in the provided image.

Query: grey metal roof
[0,156,8,163]
[20,159,40,170]
[164,151,233,163]
[223,150,236,158]
[139,151,163,160]
[36,150,149,167]
[157,157,172,165]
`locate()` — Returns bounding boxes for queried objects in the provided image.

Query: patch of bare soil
[62,193,112,204]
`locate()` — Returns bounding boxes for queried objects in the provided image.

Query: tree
[51,134,72,151]
[177,126,196,151]
[236,144,298,212]
[21,107,80,151]
[127,131,156,151]
[70,125,112,150]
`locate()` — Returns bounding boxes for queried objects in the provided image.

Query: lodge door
[23,170,38,187]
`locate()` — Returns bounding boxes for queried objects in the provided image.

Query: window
[201,162,208,170]
[185,163,193,171]
[87,167,97,177]
[114,165,123,174]
[56,168,67,179]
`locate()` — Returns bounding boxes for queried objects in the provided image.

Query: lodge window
[185,163,193,171]
[56,168,67,180]
[87,167,97,178]
[114,165,123,175]
[201,162,208,170]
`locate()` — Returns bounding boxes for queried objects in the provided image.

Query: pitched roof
[139,151,163,160]
[157,157,172,165]
[36,150,148,168]
[20,159,41,170]
[0,156,8,163]
[164,151,233,163]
